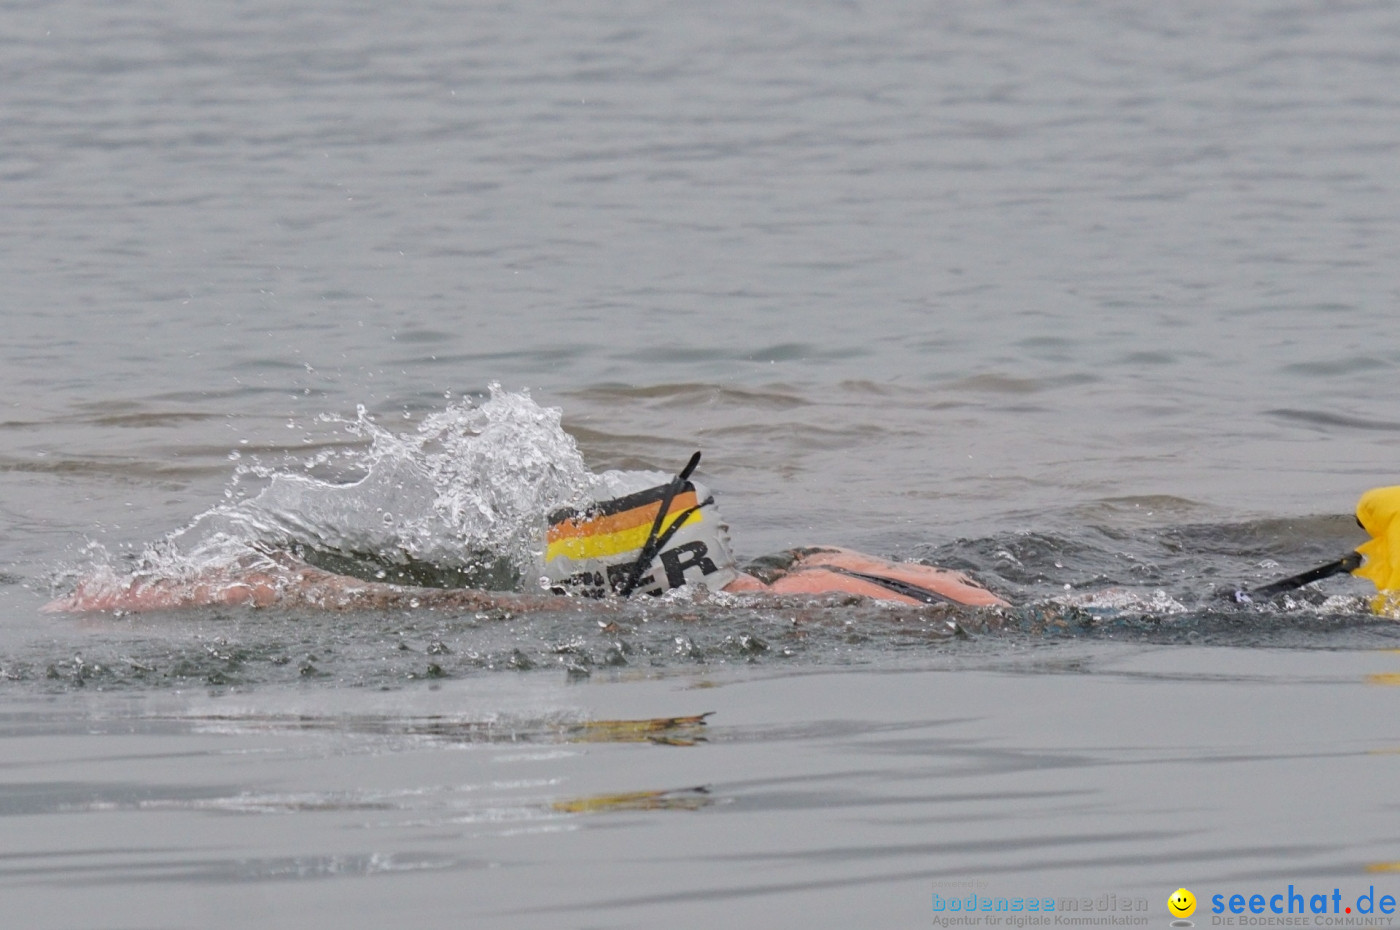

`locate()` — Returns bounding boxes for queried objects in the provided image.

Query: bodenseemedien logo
[930,892,1151,926]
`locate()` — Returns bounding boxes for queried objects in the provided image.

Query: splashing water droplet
[93,386,667,594]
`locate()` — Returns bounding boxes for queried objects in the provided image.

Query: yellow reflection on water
[553,786,712,814]
[567,712,713,745]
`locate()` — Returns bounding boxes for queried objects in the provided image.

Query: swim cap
[542,477,738,597]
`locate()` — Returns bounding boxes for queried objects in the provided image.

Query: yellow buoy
[1355,486,1400,614]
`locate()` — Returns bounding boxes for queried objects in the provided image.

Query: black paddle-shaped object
[1231,551,1362,603]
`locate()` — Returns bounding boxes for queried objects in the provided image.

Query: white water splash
[127,386,666,590]
[1051,587,1188,615]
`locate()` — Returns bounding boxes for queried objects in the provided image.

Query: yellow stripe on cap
[545,507,703,563]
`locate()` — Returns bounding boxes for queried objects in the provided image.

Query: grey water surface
[4,1,1400,927]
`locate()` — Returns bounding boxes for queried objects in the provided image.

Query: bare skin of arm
[42,552,576,614]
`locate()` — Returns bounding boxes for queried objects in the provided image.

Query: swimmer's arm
[42,558,578,614]
[720,573,769,593]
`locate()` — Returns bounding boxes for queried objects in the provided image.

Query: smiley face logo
[1168,888,1196,919]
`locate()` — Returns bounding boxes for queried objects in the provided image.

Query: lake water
[4,1,1400,927]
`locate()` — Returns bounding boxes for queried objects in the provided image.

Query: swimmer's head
[542,476,737,597]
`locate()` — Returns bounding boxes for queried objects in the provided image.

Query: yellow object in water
[1355,486,1400,613]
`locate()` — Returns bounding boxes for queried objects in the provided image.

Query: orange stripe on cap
[547,490,699,544]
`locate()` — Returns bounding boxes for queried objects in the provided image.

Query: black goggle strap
[615,451,702,598]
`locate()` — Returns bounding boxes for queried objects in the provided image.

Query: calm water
[4,1,1400,927]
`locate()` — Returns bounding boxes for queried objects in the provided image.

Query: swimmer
[43,543,1008,614]
[44,452,1008,614]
